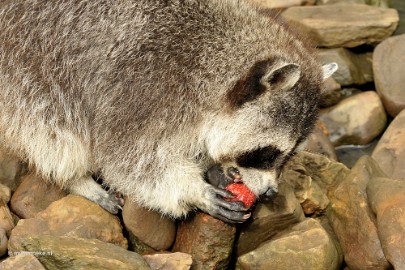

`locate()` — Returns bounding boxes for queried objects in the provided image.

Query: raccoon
[0,0,336,223]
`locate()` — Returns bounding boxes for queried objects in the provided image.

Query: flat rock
[0,254,46,270]
[172,212,236,270]
[10,173,66,219]
[237,218,341,270]
[8,236,150,270]
[327,156,390,269]
[320,91,387,146]
[282,4,398,48]
[373,34,405,117]
[9,194,128,249]
[237,182,305,256]
[248,0,315,9]
[123,200,176,252]
[318,48,373,86]
[317,0,390,8]
[143,252,192,270]
[372,109,405,180]
[367,177,405,269]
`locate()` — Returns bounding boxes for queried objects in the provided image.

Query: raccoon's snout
[259,188,278,203]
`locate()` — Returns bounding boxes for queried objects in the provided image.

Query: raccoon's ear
[261,63,301,91]
[226,61,301,110]
[322,62,338,80]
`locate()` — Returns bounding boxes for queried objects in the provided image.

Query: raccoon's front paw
[199,185,251,223]
[205,164,242,188]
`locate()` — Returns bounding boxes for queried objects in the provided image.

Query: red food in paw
[225,183,256,208]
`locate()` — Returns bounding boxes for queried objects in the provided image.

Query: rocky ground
[1,0,405,269]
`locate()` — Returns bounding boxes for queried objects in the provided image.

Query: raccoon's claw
[201,186,250,223]
[93,190,123,214]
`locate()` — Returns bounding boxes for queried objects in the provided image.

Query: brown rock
[9,195,128,249]
[0,228,7,257]
[305,121,337,160]
[10,173,66,219]
[373,34,405,117]
[0,254,46,270]
[320,77,342,108]
[237,219,341,270]
[320,91,387,146]
[172,212,236,270]
[0,183,10,203]
[143,252,192,270]
[0,147,23,192]
[282,4,398,48]
[367,177,405,268]
[0,200,14,233]
[372,109,405,180]
[317,0,390,8]
[237,182,305,255]
[8,236,150,270]
[318,48,373,86]
[282,151,349,213]
[123,200,176,251]
[248,0,315,9]
[327,156,390,269]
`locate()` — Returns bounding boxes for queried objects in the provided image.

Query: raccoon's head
[203,57,337,199]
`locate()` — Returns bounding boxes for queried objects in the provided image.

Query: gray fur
[0,0,332,222]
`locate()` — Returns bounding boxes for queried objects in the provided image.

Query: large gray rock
[320,91,387,146]
[8,236,150,270]
[318,48,373,86]
[282,4,398,48]
[237,182,305,255]
[373,34,405,117]
[372,109,405,180]
[367,177,405,269]
[327,156,390,270]
[237,219,341,270]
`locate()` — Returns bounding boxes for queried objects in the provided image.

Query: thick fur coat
[0,0,335,222]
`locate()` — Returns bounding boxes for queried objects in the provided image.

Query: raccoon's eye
[236,146,281,170]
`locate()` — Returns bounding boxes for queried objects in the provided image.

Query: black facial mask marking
[236,146,281,170]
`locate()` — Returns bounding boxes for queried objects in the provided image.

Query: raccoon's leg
[66,176,123,214]
[137,159,249,223]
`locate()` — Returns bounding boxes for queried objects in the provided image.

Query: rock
[335,140,378,168]
[0,254,46,270]
[282,4,399,48]
[0,200,15,235]
[372,109,405,180]
[123,200,176,252]
[237,182,305,255]
[143,252,192,270]
[0,228,8,257]
[0,183,10,203]
[10,173,66,219]
[373,34,405,117]
[320,91,387,146]
[367,177,405,269]
[0,147,23,192]
[237,219,341,270]
[392,0,405,35]
[282,151,349,212]
[305,121,338,160]
[318,48,373,86]
[9,195,128,249]
[172,212,236,270]
[317,0,389,8]
[8,235,150,270]
[327,156,390,269]
[248,0,315,9]
[320,77,342,108]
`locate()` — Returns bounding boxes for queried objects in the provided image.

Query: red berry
[225,183,256,208]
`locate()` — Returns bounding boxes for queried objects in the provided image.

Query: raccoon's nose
[259,188,278,203]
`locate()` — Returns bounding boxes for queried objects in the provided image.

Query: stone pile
[0,0,405,269]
